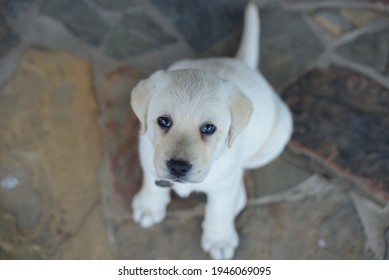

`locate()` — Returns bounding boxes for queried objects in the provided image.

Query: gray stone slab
[313,9,354,37]
[199,30,241,58]
[385,227,389,259]
[311,8,389,47]
[281,0,372,5]
[259,6,324,91]
[351,192,389,259]
[236,188,371,259]
[150,0,248,52]
[340,8,389,29]
[113,217,208,259]
[337,29,389,74]
[40,0,110,46]
[246,155,312,198]
[1,0,35,19]
[104,12,176,59]
[0,14,20,58]
[282,67,389,200]
[91,0,140,12]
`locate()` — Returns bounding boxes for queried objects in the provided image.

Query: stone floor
[0,0,388,260]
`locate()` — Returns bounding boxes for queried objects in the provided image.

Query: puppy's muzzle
[167,159,192,178]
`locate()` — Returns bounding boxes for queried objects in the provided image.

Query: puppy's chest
[172,183,204,198]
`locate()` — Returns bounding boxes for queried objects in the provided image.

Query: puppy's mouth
[163,176,189,184]
[155,173,204,186]
[172,178,184,183]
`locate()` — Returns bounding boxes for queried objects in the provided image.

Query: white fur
[131,3,292,259]
[236,3,260,69]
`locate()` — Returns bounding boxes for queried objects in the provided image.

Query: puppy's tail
[235,3,260,69]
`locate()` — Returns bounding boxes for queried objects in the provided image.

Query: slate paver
[337,29,389,74]
[236,186,370,259]
[259,6,324,91]
[0,0,34,19]
[246,156,312,198]
[104,12,176,59]
[0,14,20,58]
[113,217,207,259]
[313,9,355,37]
[282,67,389,200]
[150,0,248,52]
[40,0,110,46]
[90,0,140,12]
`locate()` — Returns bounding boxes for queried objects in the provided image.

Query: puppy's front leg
[132,172,171,228]
[201,179,246,259]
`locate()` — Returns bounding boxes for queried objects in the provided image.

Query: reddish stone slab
[99,65,142,211]
[282,67,389,201]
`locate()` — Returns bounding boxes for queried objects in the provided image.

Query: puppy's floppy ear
[131,71,166,134]
[131,79,151,134]
[227,83,253,148]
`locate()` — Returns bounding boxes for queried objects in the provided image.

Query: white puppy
[131,3,292,259]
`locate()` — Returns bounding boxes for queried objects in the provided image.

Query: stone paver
[0,0,388,260]
[259,6,324,91]
[0,48,109,259]
[104,11,176,59]
[98,65,142,213]
[1,0,35,19]
[340,8,388,28]
[90,0,140,12]
[282,67,389,201]
[313,9,355,37]
[351,192,389,259]
[40,0,110,46]
[246,156,312,198]
[237,181,370,259]
[59,203,113,259]
[0,13,20,58]
[313,8,388,38]
[337,29,389,74]
[150,0,248,52]
[113,217,207,259]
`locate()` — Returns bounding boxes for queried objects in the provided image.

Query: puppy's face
[131,69,252,183]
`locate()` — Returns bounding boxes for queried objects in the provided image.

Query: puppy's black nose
[167,159,192,177]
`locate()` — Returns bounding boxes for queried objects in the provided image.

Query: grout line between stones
[350,191,389,259]
[301,11,335,49]
[328,52,389,89]
[329,21,389,50]
[299,11,389,90]
[279,0,389,13]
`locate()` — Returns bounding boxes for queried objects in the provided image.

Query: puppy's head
[131,69,252,183]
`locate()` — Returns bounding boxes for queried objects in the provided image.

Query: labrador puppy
[131,3,292,259]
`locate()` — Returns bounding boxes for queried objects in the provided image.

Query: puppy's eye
[157,116,172,129]
[200,123,216,135]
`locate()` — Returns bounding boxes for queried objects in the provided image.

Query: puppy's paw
[201,228,239,259]
[132,192,167,228]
